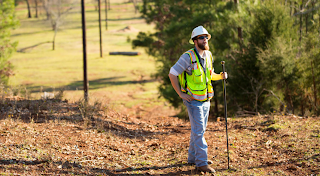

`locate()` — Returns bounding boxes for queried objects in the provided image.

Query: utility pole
[98,0,103,57]
[81,0,89,102]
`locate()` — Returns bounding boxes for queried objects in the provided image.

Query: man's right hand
[179,92,193,102]
[168,73,193,102]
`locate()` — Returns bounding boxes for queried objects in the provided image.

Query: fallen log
[109,52,141,56]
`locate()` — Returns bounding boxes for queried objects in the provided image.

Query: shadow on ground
[22,76,156,93]
[0,158,207,175]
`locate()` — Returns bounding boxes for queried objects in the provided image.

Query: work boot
[196,165,216,173]
[188,160,213,165]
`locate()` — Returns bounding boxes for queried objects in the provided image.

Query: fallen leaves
[0,97,319,175]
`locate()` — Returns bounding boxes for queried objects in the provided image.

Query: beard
[198,42,209,50]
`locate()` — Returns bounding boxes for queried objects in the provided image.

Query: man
[168,26,227,173]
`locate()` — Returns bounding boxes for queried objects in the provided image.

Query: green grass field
[9,0,165,111]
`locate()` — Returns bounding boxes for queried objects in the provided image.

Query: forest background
[133,0,320,118]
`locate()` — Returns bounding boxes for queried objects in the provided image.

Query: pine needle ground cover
[0,97,319,175]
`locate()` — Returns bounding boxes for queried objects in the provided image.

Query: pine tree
[133,0,235,112]
[133,0,320,116]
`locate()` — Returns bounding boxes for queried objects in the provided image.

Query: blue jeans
[183,99,210,167]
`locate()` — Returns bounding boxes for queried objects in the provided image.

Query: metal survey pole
[81,0,88,102]
[221,61,230,169]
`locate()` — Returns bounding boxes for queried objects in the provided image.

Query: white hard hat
[189,26,211,44]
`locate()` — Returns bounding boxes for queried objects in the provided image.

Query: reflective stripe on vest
[179,48,214,101]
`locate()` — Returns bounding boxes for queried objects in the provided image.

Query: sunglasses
[197,36,208,40]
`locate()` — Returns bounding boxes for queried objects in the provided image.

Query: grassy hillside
[9,0,167,115]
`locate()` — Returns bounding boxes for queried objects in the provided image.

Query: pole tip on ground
[227,168,237,172]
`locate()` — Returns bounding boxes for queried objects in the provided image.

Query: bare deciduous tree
[131,0,138,14]
[43,0,76,50]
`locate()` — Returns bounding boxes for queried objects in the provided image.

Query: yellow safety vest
[178,48,214,101]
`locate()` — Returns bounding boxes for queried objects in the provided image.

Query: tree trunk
[287,84,294,114]
[98,0,103,57]
[53,24,58,50]
[299,0,303,42]
[255,89,259,113]
[311,0,314,20]
[132,0,138,14]
[26,0,32,18]
[35,0,38,18]
[290,1,292,16]
[290,94,294,114]
[306,15,308,34]
[142,0,147,14]
[237,27,243,47]
[44,0,50,20]
[306,3,308,34]
[311,60,318,114]
[105,0,108,30]
[58,0,61,16]
[234,0,243,48]
[301,93,304,116]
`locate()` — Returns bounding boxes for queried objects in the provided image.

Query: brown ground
[0,97,319,175]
